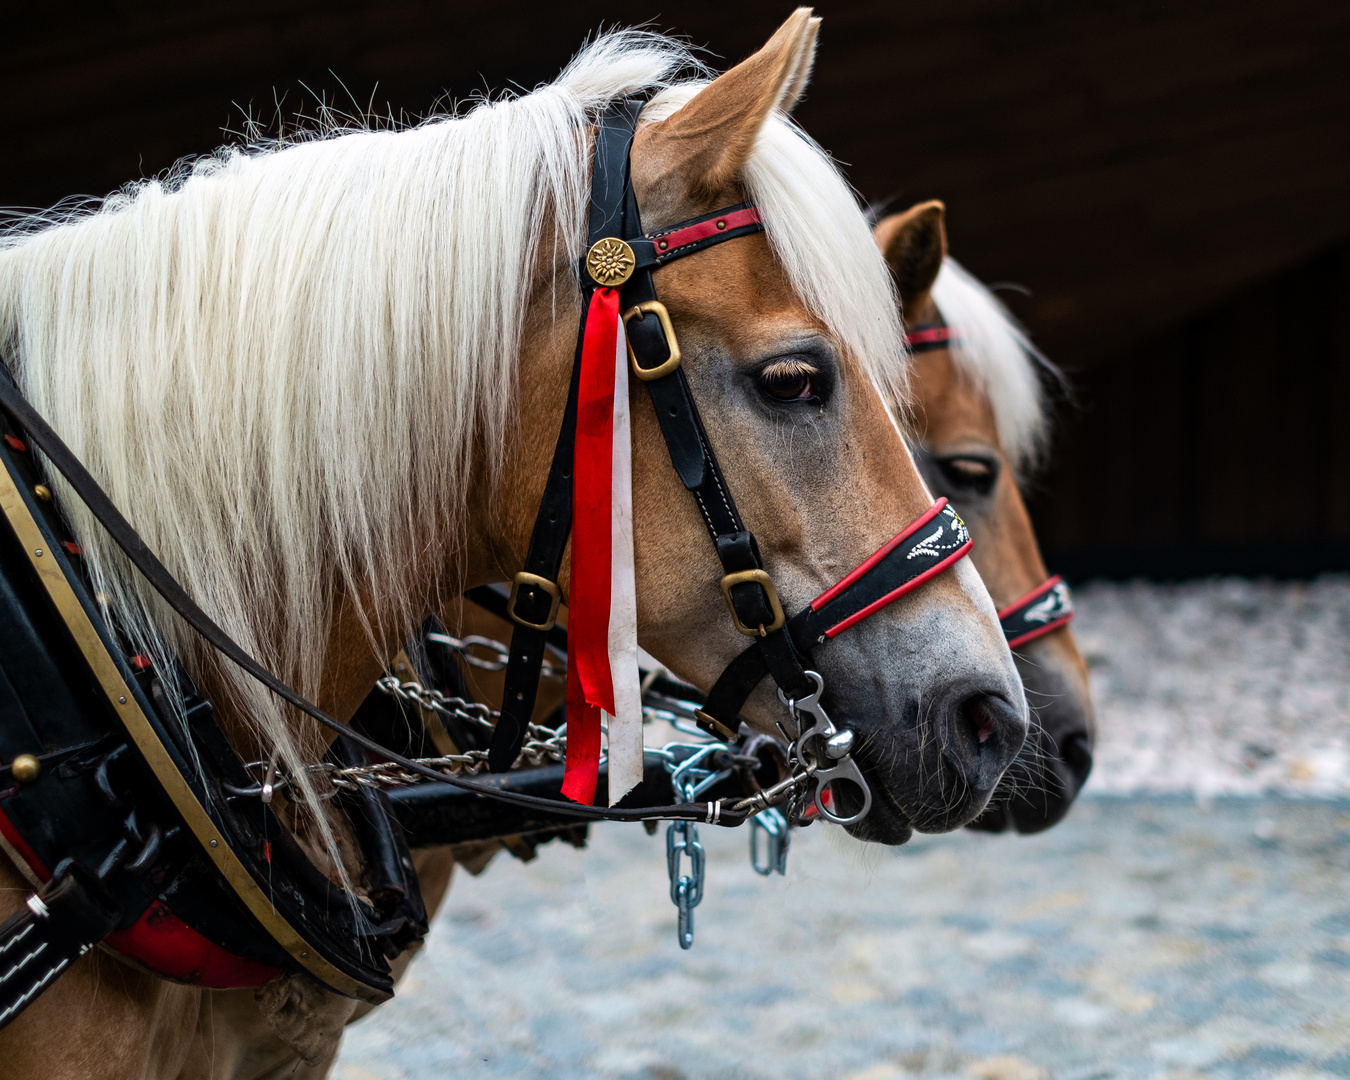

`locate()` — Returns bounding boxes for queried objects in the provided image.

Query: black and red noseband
[999,575,1075,650]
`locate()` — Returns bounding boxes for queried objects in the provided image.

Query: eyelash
[758,359,823,403]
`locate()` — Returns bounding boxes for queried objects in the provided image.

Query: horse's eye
[758,358,818,402]
[937,455,999,496]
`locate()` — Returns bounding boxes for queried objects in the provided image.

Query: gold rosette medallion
[586,237,636,287]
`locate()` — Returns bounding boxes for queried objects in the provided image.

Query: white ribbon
[606,310,644,803]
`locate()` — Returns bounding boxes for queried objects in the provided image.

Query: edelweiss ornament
[586,238,636,287]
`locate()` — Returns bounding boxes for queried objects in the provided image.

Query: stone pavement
[333,796,1350,1080]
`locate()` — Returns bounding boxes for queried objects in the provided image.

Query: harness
[0,98,977,1025]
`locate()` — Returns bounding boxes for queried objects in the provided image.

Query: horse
[321,205,1101,1077]
[0,12,1026,1078]
[874,200,1095,832]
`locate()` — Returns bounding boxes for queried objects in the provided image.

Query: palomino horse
[0,13,1024,1078]
[325,208,1099,1075]
[874,201,1095,832]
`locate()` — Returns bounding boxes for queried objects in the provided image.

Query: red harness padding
[998,575,1075,650]
[0,806,278,988]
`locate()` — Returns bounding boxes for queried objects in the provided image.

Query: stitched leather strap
[0,864,121,1032]
[907,321,955,353]
[487,99,645,773]
[700,500,972,729]
[998,575,1074,650]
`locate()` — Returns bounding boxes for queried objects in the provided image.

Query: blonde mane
[930,256,1053,471]
[0,31,905,887]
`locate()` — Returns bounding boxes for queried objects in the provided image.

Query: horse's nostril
[965,695,999,747]
[945,691,1025,794]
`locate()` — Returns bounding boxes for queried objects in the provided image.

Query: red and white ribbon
[563,287,643,805]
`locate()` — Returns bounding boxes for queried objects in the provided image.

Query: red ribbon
[562,285,620,804]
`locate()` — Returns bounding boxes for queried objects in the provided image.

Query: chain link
[425,632,565,683]
[242,675,567,795]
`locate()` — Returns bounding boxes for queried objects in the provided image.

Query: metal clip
[749,807,790,876]
[666,819,705,949]
[778,671,873,826]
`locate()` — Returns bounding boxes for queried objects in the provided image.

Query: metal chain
[425,632,565,683]
[242,675,567,796]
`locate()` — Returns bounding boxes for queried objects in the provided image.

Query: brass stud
[117,695,127,705]
[33,484,51,502]
[716,219,726,229]
[10,754,40,784]
[209,839,218,847]
[33,548,42,558]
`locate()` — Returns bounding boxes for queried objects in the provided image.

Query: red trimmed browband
[907,325,955,347]
[650,207,762,259]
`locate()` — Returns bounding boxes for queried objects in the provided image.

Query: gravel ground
[333,579,1350,1080]
[1075,577,1350,796]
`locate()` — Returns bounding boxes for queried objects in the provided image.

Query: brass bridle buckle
[623,301,682,381]
[719,568,786,637]
[507,572,562,632]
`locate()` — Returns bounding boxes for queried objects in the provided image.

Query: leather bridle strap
[489,98,810,773]
[698,499,973,734]
[998,575,1075,650]
[0,372,742,826]
[488,99,644,774]
[906,322,955,353]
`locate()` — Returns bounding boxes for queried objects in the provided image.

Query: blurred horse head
[875,201,1095,832]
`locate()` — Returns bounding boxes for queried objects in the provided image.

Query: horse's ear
[642,8,821,201]
[875,201,948,320]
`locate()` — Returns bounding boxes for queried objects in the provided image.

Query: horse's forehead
[912,350,1002,448]
[647,234,826,349]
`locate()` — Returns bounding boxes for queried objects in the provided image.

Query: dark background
[4,1,1348,579]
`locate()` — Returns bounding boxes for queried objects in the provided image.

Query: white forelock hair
[0,31,906,890]
[930,256,1053,472]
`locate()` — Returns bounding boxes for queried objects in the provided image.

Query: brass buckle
[694,709,739,741]
[623,301,682,381]
[719,569,786,637]
[507,572,562,631]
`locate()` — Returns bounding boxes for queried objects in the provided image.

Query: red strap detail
[105,901,280,988]
[907,326,954,346]
[1000,576,1074,650]
[1005,616,1073,651]
[129,654,152,671]
[0,807,51,881]
[62,541,82,556]
[3,435,27,452]
[997,575,1064,620]
[823,538,973,638]
[811,499,949,611]
[0,810,277,989]
[652,207,762,259]
[563,286,621,805]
